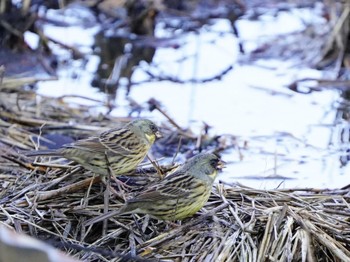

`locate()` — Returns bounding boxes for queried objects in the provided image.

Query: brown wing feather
[99,127,147,156]
[63,127,144,156]
[63,137,105,152]
[128,171,195,203]
[129,186,191,203]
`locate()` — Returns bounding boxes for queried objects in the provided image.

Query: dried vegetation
[0,78,350,262]
[1,0,350,261]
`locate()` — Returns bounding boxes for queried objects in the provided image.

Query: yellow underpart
[145,133,156,144]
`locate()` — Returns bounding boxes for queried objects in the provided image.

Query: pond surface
[34,4,350,189]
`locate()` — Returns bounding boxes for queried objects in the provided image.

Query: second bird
[85,153,225,225]
[26,119,162,176]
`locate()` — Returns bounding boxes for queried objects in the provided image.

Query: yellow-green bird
[26,119,162,176]
[85,153,225,224]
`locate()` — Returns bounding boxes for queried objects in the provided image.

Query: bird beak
[216,160,226,170]
[155,131,162,139]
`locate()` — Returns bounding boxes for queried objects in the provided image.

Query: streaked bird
[26,119,162,176]
[85,153,225,225]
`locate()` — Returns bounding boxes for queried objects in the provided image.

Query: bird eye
[150,124,158,133]
[209,158,219,169]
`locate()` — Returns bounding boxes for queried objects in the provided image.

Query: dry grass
[0,82,350,261]
[2,1,350,261]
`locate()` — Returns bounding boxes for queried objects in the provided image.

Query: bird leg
[103,173,110,235]
[100,166,127,234]
[101,152,131,234]
[101,152,115,235]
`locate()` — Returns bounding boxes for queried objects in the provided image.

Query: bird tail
[84,204,136,226]
[84,209,122,226]
[25,149,61,157]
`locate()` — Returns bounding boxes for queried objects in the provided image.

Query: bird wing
[63,136,106,153]
[99,127,145,156]
[64,128,143,156]
[128,171,195,203]
[127,188,189,203]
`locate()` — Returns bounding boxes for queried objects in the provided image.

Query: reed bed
[0,82,350,262]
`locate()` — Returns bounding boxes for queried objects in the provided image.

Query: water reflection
[36,3,350,189]
[91,0,159,99]
[91,32,155,97]
[336,89,350,167]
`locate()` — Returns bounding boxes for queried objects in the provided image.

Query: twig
[146,154,163,177]
[33,176,102,202]
[137,203,228,250]
[148,98,183,131]
[172,135,182,164]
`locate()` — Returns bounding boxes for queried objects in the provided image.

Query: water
[33,4,350,189]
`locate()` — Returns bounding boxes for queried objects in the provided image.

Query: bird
[26,119,162,177]
[85,153,225,225]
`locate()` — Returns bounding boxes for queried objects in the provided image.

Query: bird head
[131,119,162,144]
[186,153,225,182]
